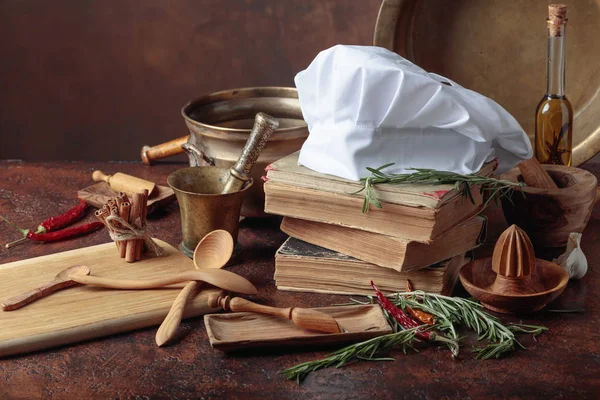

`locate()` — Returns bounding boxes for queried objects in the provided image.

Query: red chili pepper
[371,280,430,340]
[25,222,104,242]
[37,199,88,233]
[2,200,92,248]
[371,281,460,357]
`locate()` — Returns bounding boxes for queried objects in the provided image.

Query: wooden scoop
[155,230,234,347]
[208,294,344,334]
[2,265,91,311]
[70,269,257,295]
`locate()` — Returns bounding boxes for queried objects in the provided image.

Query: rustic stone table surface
[0,161,598,400]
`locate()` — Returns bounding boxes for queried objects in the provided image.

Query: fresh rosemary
[280,291,547,383]
[280,327,420,384]
[355,164,526,213]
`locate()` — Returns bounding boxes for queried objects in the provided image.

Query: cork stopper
[547,4,568,37]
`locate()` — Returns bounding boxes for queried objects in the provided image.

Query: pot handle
[182,142,215,167]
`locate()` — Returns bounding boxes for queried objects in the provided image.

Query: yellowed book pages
[266,151,496,208]
[264,181,484,242]
[274,237,469,296]
[280,215,485,272]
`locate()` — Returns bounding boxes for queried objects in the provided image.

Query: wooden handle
[70,270,257,295]
[518,158,559,189]
[211,295,343,334]
[228,297,291,319]
[2,279,78,311]
[141,136,189,165]
[92,170,111,184]
[155,281,198,347]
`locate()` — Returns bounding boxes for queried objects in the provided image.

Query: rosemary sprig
[387,292,548,359]
[355,164,526,213]
[280,291,547,383]
[280,327,420,383]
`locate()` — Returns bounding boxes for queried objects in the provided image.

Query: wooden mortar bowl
[500,165,597,248]
[459,257,569,314]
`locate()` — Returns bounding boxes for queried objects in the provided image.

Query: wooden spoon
[208,294,344,334]
[70,268,256,295]
[155,230,234,347]
[2,265,91,311]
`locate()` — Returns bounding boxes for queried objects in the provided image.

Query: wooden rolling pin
[140,136,189,165]
[92,171,156,197]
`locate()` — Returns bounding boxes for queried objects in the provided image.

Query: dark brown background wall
[0,0,380,161]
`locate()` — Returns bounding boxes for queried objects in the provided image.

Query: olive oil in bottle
[535,4,572,166]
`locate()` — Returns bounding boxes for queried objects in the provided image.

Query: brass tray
[374,0,600,166]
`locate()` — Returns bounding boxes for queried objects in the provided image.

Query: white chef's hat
[294,45,532,181]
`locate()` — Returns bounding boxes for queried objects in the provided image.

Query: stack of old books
[263,152,491,295]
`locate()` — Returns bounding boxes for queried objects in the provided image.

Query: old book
[274,237,470,296]
[264,152,495,242]
[280,215,486,272]
[265,151,496,208]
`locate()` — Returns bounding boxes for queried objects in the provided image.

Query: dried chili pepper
[2,200,92,248]
[405,280,435,326]
[37,199,88,233]
[371,281,459,357]
[2,213,103,248]
[24,222,104,243]
[371,280,430,340]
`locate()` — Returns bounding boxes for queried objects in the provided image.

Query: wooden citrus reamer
[459,224,569,314]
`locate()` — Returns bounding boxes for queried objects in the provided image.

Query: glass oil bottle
[535,4,572,166]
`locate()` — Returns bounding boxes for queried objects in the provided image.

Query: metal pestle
[221,112,279,194]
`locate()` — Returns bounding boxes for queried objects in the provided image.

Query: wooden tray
[374,0,600,166]
[78,182,176,214]
[204,304,392,352]
[0,240,222,358]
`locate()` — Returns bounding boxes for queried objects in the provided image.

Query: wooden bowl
[459,257,569,314]
[500,165,597,248]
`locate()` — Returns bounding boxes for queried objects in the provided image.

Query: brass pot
[167,166,252,259]
[181,87,308,217]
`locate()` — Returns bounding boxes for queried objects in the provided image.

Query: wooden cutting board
[0,240,222,358]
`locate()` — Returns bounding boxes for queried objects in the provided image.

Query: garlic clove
[553,233,587,279]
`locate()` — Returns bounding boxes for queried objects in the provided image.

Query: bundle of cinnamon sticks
[95,189,149,262]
